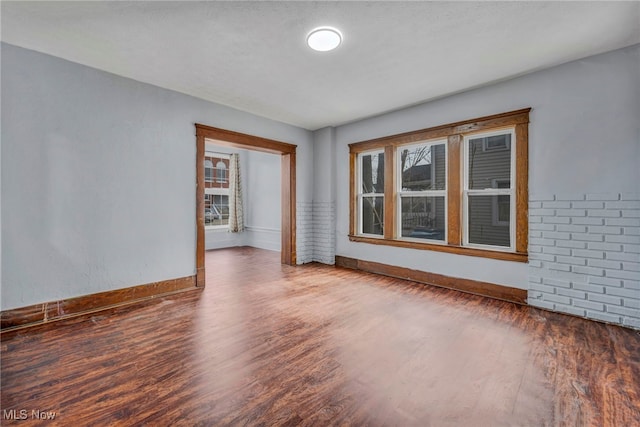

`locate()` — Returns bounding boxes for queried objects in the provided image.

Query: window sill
[348,235,528,263]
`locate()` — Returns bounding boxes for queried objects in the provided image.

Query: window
[204,153,230,228]
[398,140,447,242]
[215,161,227,183]
[357,150,385,236]
[349,109,529,262]
[204,160,214,183]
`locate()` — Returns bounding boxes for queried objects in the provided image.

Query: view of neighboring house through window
[464,130,514,249]
[204,153,230,227]
[398,140,447,242]
[357,150,385,235]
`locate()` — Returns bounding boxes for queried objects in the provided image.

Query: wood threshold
[348,235,528,263]
[1,275,197,333]
[335,255,527,305]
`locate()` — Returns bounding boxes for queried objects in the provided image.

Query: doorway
[195,124,297,287]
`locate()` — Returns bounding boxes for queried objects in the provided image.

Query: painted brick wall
[312,202,336,265]
[528,193,640,329]
[296,202,314,264]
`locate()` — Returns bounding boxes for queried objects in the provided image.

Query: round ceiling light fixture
[306,27,342,52]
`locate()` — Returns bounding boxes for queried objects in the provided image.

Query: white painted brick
[606,218,640,227]
[588,242,622,251]
[588,293,622,306]
[571,233,604,242]
[624,299,640,309]
[572,249,604,259]
[529,216,542,223]
[545,293,572,305]
[622,262,640,272]
[589,276,622,287]
[605,286,640,298]
[529,283,557,294]
[605,234,640,244]
[557,225,587,233]
[572,265,604,276]
[529,299,555,310]
[543,201,571,209]
[586,311,621,324]
[555,256,585,266]
[543,247,571,256]
[623,317,640,329]
[549,263,571,272]
[623,281,640,290]
[587,259,622,270]
[625,245,640,254]
[529,260,543,268]
[574,299,605,311]
[530,223,556,231]
[607,200,640,209]
[557,209,586,217]
[571,201,605,209]
[556,193,584,201]
[586,193,620,201]
[530,208,555,216]
[606,252,640,262]
[530,230,542,238]
[529,237,554,247]
[542,216,571,224]
[556,288,586,300]
[572,282,605,293]
[557,240,587,249]
[624,227,640,236]
[606,306,640,319]
[529,201,543,209]
[530,253,556,262]
[571,217,604,226]
[558,306,587,317]
[620,193,640,201]
[529,275,543,284]
[621,210,640,218]
[542,231,571,240]
[588,226,622,235]
[530,194,555,202]
[529,246,543,253]
[542,277,572,288]
[589,209,622,218]
[529,291,543,299]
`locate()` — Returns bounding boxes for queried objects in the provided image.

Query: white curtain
[228,153,244,233]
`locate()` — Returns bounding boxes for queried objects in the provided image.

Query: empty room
[1,1,639,425]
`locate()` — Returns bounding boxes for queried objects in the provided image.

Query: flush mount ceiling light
[306,27,342,52]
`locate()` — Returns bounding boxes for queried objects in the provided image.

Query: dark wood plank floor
[2,247,639,426]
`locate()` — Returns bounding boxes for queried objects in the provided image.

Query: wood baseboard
[1,275,197,332]
[335,256,527,305]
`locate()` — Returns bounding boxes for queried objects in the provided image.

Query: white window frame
[462,128,516,251]
[205,152,230,230]
[396,139,448,244]
[357,149,385,238]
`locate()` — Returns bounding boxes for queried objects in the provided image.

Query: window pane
[361,196,384,235]
[400,144,446,191]
[468,195,510,247]
[361,153,384,194]
[468,134,511,190]
[401,196,445,241]
[205,194,229,226]
[205,159,214,182]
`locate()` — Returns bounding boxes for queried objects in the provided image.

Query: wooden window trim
[349,108,530,263]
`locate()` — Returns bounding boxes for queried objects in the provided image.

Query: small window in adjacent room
[205,153,230,228]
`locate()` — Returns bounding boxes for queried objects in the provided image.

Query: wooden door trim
[195,124,297,286]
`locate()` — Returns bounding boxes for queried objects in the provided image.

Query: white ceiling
[2,1,639,130]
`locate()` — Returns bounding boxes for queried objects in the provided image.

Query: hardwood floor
[2,247,639,426]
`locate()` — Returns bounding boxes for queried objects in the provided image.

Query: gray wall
[1,43,312,310]
[333,44,639,290]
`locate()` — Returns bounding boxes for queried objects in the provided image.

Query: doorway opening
[195,124,297,287]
